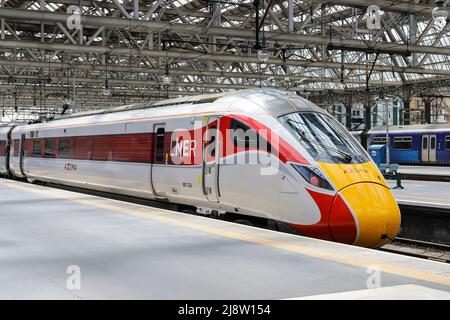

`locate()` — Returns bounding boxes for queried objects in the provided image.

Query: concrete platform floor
[399,165,450,177]
[388,180,450,209]
[0,178,449,300]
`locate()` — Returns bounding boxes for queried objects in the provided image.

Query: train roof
[55,91,230,120]
[17,89,327,132]
[0,126,13,134]
[54,88,326,120]
[370,123,450,134]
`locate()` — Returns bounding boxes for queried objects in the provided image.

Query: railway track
[381,238,450,263]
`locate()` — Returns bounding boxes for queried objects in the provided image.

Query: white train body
[1,89,401,247]
[0,126,13,174]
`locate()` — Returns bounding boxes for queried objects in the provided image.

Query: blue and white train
[355,124,450,165]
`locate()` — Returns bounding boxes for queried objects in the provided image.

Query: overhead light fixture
[103,78,110,96]
[65,98,73,106]
[257,26,270,63]
[257,48,270,62]
[47,51,52,84]
[432,0,448,25]
[161,74,172,85]
[162,44,172,85]
[161,61,172,85]
[103,53,110,96]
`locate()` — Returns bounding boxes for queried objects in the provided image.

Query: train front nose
[329,182,401,248]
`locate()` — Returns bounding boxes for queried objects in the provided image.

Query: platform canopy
[0,0,449,123]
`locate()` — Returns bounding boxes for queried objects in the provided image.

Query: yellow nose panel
[339,183,401,248]
[318,161,387,191]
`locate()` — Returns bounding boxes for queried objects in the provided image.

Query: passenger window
[371,137,387,145]
[206,125,217,158]
[13,140,19,157]
[59,138,71,158]
[393,136,412,150]
[44,138,57,158]
[430,136,436,149]
[422,136,428,149]
[92,136,113,161]
[446,136,450,150]
[155,127,165,163]
[33,139,42,156]
[72,137,92,160]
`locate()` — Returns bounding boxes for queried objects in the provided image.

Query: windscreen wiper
[287,119,353,163]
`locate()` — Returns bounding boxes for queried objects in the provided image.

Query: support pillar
[1,0,5,40]
[409,15,417,66]
[424,98,431,124]
[402,85,411,125]
[133,0,139,19]
[345,92,352,130]
[288,0,294,32]
[365,102,372,130]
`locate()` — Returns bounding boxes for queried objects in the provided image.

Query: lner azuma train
[0,89,400,248]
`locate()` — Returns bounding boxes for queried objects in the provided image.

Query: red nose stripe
[287,189,334,241]
[329,195,357,244]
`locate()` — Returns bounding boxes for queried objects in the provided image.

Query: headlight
[291,163,334,191]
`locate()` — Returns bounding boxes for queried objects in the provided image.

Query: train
[0,89,401,248]
[353,124,450,165]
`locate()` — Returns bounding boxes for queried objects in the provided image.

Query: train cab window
[59,138,71,158]
[446,136,450,150]
[155,127,165,163]
[44,138,57,158]
[393,136,412,150]
[279,112,369,164]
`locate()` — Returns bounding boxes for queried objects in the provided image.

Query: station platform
[387,179,450,244]
[398,165,450,182]
[388,180,450,210]
[0,178,449,300]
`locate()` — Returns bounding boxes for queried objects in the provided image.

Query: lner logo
[172,139,197,157]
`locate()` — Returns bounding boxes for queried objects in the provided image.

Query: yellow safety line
[2,179,450,287]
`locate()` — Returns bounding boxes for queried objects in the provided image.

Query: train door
[202,116,220,203]
[429,134,437,163]
[5,127,13,176]
[421,135,428,163]
[19,133,26,176]
[151,124,166,198]
[421,134,437,164]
